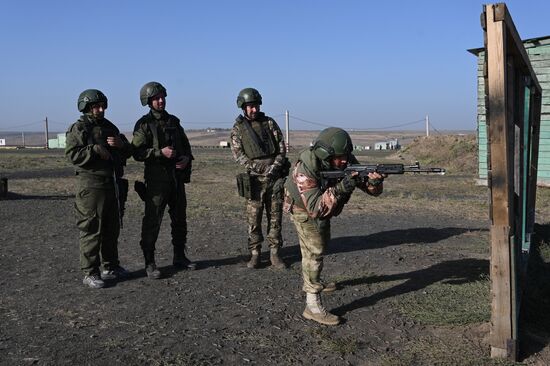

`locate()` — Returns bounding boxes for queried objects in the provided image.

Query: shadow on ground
[4,192,74,200]
[280,226,486,266]
[332,257,488,316]
[519,223,550,360]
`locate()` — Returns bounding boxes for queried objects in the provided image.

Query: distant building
[374,139,399,150]
[469,35,550,185]
[48,133,66,149]
[219,141,230,148]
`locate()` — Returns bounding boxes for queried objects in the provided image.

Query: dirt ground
[1,147,550,366]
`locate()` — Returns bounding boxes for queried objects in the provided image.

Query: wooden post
[483,3,542,360]
[425,115,429,137]
[44,117,49,149]
[485,5,515,358]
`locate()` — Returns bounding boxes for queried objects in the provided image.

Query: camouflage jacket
[284,148,369,219]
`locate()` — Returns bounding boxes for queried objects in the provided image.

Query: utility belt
[76,171,115,184]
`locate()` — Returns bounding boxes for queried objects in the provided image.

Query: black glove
[337,174,358,194]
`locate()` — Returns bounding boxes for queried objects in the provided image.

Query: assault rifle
[320,162,445,180]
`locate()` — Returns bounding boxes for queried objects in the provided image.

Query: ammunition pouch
[134,180,147,201]
[236,173,254,199]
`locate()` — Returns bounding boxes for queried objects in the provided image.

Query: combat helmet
[77,89,108,112]
[236,88,262,108]
[140,81,167,106]
[312,127,353,161]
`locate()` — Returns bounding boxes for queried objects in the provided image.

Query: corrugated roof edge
[467,35,550,55]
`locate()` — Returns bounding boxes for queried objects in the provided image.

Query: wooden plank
[530,60,550,68]
[495,4,542,93]
[486,4,511,226]
[490,225,514,358]
[528,46,550,55]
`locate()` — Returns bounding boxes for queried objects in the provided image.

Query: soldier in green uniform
[132,81,195,279]
[66,89,132,289]
[284,127,385,325]
[230,88,288,269]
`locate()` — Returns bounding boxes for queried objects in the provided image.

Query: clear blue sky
[0,0,549,133]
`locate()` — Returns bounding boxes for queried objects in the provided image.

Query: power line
[289,114,426,131]
[0,120,44,131]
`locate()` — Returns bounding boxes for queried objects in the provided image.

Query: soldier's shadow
[331,258,488,317]
[4,192,75,200]
[279,226,484,266]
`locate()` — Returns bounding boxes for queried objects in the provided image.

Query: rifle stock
[320,162,445,180]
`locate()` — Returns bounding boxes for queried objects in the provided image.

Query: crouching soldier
[284,127,385,325]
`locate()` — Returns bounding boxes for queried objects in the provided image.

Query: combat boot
[322,282,337,293]
[144,251,161,280]
[269,248,287,269]
[173,248,197,270]
[145,263,162,280]
[302,293,341,326]
[247,249,260,269]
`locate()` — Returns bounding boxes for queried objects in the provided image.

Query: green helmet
[77,89,108,112]
[140,81,167,106]
[236,88,262,108]
[312,127,353,160]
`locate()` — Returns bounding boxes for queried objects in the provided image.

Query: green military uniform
[66,114,132,278]
[132,109,193,268]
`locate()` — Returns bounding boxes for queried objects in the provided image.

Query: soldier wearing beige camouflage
[230,88,288,269]
[284,127,385,325]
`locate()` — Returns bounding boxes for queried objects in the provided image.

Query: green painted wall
[474,37,550,184]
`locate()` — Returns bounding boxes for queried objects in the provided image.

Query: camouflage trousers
[246,176,284,251]
[74,176,120,276]
[290,211,331,294]
[140,178,187,262]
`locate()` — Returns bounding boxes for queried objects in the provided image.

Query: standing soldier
[230,88,289,269]
[284,127,386,325]
[66,89,132,289]
[132,81,195,280]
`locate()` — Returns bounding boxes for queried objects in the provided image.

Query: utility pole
[285,110,290,151]
[21,132,25,147]
[425,115,430,137]
[44,117,49,149]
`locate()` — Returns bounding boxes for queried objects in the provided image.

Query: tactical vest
[236,114,278,160]
[136,111,192,182]
[79,115,126,177]
[139,113,185,159]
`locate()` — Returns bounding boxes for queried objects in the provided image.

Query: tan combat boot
[247,249,260,269]
[322,282,337,293]
[302,293,341,326]
[270,248,287,269]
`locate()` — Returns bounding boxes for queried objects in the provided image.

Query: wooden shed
[469,35,550,186]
